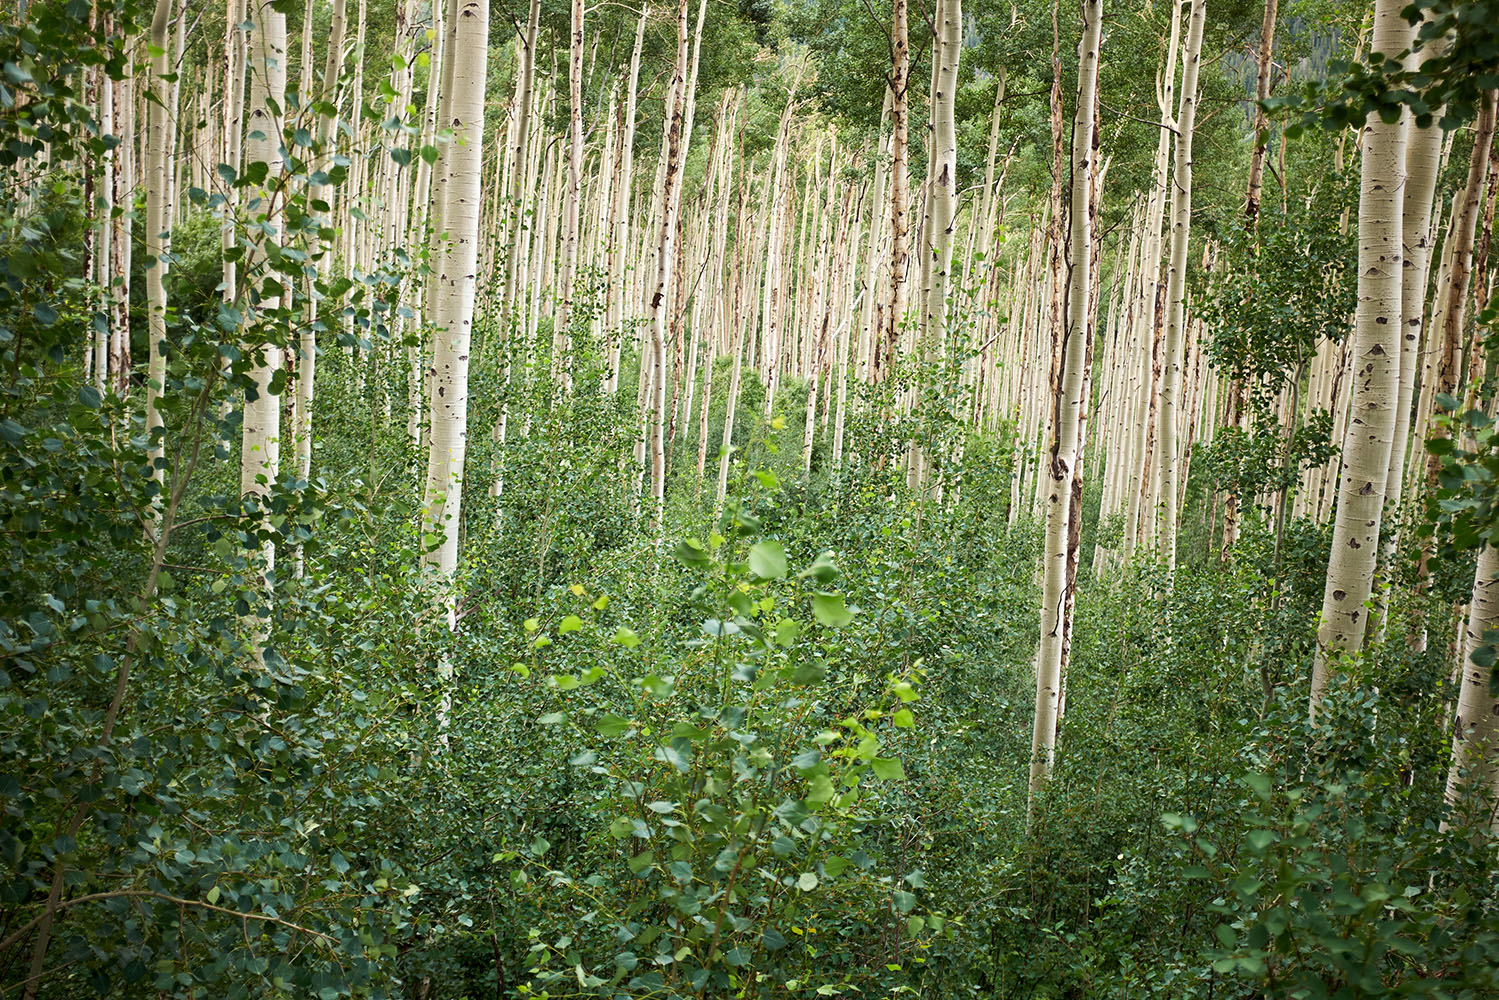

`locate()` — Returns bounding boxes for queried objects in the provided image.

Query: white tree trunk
[1309,0,1410,712]
[422,0,489,592]
[1154,0,1205,573]
[1029,0,1102,814]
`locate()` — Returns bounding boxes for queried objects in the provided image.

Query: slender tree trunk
[604,3,648,394]
[1445,543,1499,829]
[1243,0,1278,221]
[241,0,288,517]
[1029,0,1103,817]
[879,0,910,382]
[554,0,585,387]
[1155,0,1205,574]
[646,0,691,529]
[144,0,174,494]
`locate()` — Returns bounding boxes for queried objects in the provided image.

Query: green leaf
[812,593,854,627]
[798,550,840,583]
[748,540,788,580]
[595,714,631,737]
[558,614,583,635]
[892,709,915,728]
[871,757,906,781]
[797,872,819,891]
[775,618,801,646]
[612,626,641,648]
[675,537,710,567]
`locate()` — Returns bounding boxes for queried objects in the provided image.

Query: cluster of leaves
[1163,683,1499,998]
[493,512,944,999]
[1194,184,1354,504]
[1270,0,1499,135]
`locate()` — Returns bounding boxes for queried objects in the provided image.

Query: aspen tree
[422,0,488,591]
[1029,0,1102,814]
[717,168,757,513]
[646,0,691,525]
[1445,543,1499,827]
[1418,95,1496,493]
[143,0,174,492]
[221,0,246,321]
[555,0,584,379]
[759,95,798,418]
[1222,0,1277,551]
[1242,0,1278,222]
[241,0,288,517]
[1368,27,1449,636]
[922,0,961,344]
[604,9,646,393]
[109,56,134,394]
[1155,0,1205,574]
[93,55,112,392]
[879,0,910,381]
[294,0,347,483]
[1310,0,1410,712]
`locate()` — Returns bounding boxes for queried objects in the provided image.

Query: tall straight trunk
[1369,29,1450,635]
[502,0,540,325]
[1029,0,1102,815]
[1154,0,1205,573]
[647,0,691,527]
[109,59,134,394]
[222,0,245,315]
[93,56,112,392]
[1309,0,1410,713]
[604,2,648,393]
[1133,0,1182,553]
[1445,543,1499,828]
[1421,93,1496,489]
[759,101,797,417]
[880,0,910,382]
[922,0,961,342]
[1243,0,1278,221]
[241,0,288,514]
[144,0,174,492]
[296,0,347,483]
[716,166,754,513]
[554,0,585,379]
[422,0,489,587]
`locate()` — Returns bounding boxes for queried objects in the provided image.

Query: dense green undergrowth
[5,311,1498,999]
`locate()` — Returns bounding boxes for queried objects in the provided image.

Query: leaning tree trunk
[1028,0,1103,818]
[1309,0,1410,715]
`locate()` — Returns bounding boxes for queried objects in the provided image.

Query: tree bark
[1029,0,1103,816]
[1310,0,1410,714]
[1155,0,1205,574]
